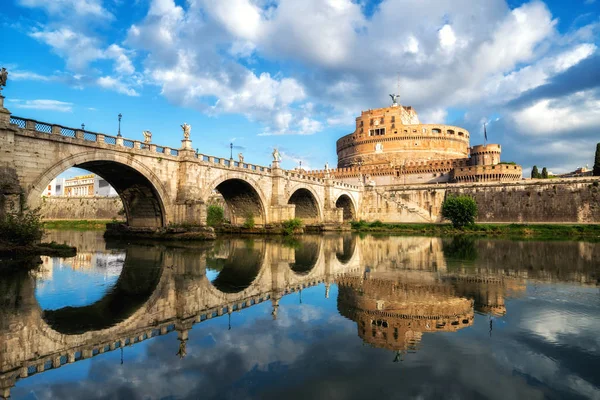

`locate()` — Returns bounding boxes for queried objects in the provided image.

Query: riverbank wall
[359,177,600,224]
[39,196,123,220]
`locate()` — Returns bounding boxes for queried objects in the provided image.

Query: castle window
[448,129,455,134]
[412,129,417,133]
[360,128,363,133]
[369,128,386,136]
[360,121,364,127]
[370,119,374,126]
[391,116,395,123]
[391,124,395,129]
[380,117,384,124]
[432,128,441,134]
[422,128,427,133]
[458,131,464,136]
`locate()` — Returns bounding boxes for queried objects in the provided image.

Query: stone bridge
[0,99,362,227]
[0,235,363,398]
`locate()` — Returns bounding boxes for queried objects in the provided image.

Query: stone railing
[9,115,274,172]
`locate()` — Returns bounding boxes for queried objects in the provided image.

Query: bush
[0,208,44,245]
[441,195,478,228]
[282,218,303,236]
[207,205,224,226]
[243,212,255,229]
[369,220,385,228]
[350,220,368,229]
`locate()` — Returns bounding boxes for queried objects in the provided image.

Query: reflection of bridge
[0,235,362,398]
[2,234,599,397]
[0,99,361,228]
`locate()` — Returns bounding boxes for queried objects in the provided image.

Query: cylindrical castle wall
[336,124,471,168]
[469,144,501,166]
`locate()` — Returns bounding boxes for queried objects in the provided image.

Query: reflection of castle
[337,275,473,357]
[306,98,522,185]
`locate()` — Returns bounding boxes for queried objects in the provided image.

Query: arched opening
[336,235,357,264]
[288,188,320,224]
[289,239,320,275]
[41,245,164,334]
[336,194,356,222]
[31,160,166,228]
[214,179,265,226]
[207,239,265,293]
[78,161,164,228]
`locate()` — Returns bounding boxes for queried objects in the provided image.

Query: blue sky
[1,0,599,175]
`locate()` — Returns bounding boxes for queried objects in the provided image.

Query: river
[1,231,599,399]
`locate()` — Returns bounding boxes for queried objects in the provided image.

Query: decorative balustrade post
[75,129,84,140]
[134,140,141,150]
[51,125,61,135]
[97,134,105,144]
[116,136,124,146]
[149,144,157,153]
[25,119,36,130]
[164,146,170,156]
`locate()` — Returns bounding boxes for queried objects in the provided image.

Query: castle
[307,97,523,185]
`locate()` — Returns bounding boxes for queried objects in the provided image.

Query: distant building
[43,178,64,197]
[554,166,593,178]
[62,174,118,197]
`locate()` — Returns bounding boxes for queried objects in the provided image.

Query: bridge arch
[335,193,357,222]
[336,235,357,265]
[289,239,321,275]
[287,186,322,224]
[207,240,266,294]
[39,245,166,335]
[205,175,268,226]
[26,151,171,228]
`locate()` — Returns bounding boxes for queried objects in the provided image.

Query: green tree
[594,143,600,177]
[531,165,540,179]
[541,167,548,179]
[441,195,478,228]
[206,205,224,226]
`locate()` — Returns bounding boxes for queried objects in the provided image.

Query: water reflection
[1,233,599,399]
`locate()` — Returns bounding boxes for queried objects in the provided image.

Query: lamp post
[117,113,122,137]
[81,123,85,130]
[230,142,233,159]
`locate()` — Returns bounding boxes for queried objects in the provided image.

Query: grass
[350,220,600,241]
[42,219,118,230]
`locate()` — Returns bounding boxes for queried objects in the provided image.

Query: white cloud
[97,76,140,96]
[30,28,104,71]
[18,0,112,19]
[8,99,74,112]
[511,90,600,135]
[10,70,53,81]
[105,44,136,75]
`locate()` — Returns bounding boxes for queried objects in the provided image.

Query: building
[42,178,64,197]
[306,97,522,185]
[63,174,118,197]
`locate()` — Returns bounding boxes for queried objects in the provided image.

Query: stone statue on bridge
[143,130,152,143]
[0,68,7,94]
[238,153,244,163]
[181,123,191,140]
[272,148,281,162]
